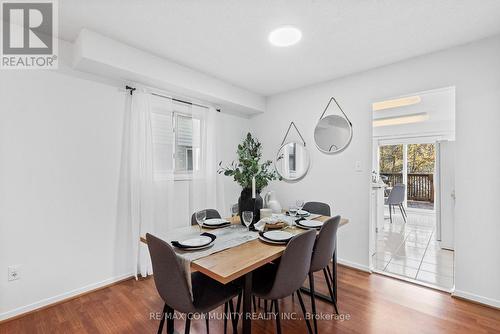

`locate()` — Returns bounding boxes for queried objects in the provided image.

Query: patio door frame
[376,136,439,213]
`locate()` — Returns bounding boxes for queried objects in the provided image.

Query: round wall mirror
[275,142,310,181]
[314,115,353,153]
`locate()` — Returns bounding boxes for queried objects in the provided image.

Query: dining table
[140,213,349,334]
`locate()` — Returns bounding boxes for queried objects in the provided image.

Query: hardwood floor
[2,266,499,333]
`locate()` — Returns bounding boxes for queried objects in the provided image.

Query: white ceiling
[59,0,500,96]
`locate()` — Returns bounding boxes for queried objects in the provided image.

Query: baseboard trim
[337,258,371,273]
[0,272,134,323]
[452,289,500,310]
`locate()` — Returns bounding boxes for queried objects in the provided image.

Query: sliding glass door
[379,144,403,186]
[407,143,435,210]
[379,142,436,210]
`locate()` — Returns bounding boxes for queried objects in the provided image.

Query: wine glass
[195,210,207,232]
[296,200,305,215]
[242,211,254,231]
[289,203,298,217]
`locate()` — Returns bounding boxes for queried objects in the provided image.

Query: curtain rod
[125,85,217,111]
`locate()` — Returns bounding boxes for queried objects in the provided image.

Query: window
[150,96,203,179]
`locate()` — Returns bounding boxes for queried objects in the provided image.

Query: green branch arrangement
[218,133,281,191]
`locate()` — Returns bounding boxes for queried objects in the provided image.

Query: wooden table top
[141,215,349,284]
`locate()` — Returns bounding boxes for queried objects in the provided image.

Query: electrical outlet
[8,265,21,281]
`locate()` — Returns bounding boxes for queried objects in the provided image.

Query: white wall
[73,29,266,115]
[0,70,129,319]
[0,70,249,319]
[252,35,500,307]
[252,82,373,272]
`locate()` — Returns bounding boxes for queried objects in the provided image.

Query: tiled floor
[372,208,454,291]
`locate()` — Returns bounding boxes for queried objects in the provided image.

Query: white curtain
[191,106,225,214]
[119,90,224,278]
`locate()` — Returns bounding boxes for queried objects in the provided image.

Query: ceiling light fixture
[372,95,422,111]
[373,112,429,127]
[268,26,302,47]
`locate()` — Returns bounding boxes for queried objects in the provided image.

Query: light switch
[355,160,362,172]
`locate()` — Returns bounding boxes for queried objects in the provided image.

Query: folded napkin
[171,232,216,249]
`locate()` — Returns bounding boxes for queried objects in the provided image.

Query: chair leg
[264,299,268,313]
[158,303,168,334]
[274,300,282,334]
[252,295,257,313]
[389,205,393,224]
[401,204,408,217]
[233,292,242,330]
[184,315,191,334]
[309,273,318,334]
[224,302,228,334]
[205,314,209,334]
[399,204,407,223]
[296,290,313,334]
[229,298,239,334]
[166,306,175,334]
[327,265,338,301]
[235,292,242,313]
[323,268,339,314]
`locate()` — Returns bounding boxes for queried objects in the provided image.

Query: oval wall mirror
[275,142,310,181]
[314,115,353,153]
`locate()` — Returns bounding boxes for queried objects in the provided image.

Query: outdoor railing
[380,172,434,203]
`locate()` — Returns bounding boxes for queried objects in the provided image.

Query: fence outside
[381,172,434,203]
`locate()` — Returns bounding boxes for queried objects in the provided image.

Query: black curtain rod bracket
[125,85,136,95]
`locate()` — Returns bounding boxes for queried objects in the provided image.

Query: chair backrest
[191,209,221,225]
[146,233,194,312]
[387,183,405,205]
[310,216,341,273]
[302,202,331,216]
[267,230,316,300]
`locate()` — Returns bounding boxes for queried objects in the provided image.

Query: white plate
[179,236,213,248]
[298,219,323,228]
[262,230,294,242]
[297,210,310,216]
[202,224,230,229]
[203,218,230,226]
[258,235,287,245]
[180,243,214,251]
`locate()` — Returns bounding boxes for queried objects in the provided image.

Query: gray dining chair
[308,216,341,334]
[302,202,331,216]
[146,233,241,334]
[385,183,407,223]
[301,201,338,307]
[191,209,221,226]
[252,230,317,334]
